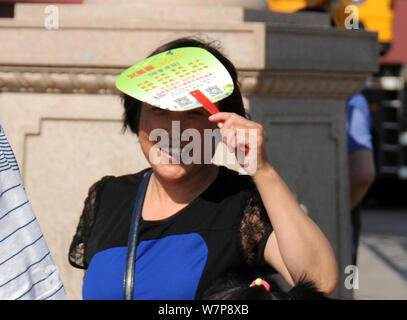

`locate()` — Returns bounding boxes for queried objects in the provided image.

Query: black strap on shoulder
[123,168,153,300]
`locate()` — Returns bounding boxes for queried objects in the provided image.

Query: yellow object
[255,278,263,286]
[266,0,328,13]
[334,0,393,43]
[267,0,394,44]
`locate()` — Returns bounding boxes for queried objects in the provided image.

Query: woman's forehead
[141,102,219,112]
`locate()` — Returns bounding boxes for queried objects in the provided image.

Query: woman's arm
[253,163,339,295]
[349,148,375,209]
[208,112,339,295]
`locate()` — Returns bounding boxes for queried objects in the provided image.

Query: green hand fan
[115,47,234,114]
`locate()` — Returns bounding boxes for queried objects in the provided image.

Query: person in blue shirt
[346,93,376,265]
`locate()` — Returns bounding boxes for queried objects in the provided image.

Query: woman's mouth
[152,144,201,164]
[157,145,190,163]
[159,146,183,158]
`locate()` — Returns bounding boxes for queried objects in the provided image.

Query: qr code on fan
[174,96,194,108]
[205,85,224,97]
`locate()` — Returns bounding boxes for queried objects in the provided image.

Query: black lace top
[69,166,275,299]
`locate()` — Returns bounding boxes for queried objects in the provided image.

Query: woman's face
[138,103,219,181]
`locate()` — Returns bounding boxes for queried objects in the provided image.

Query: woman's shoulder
[69,168,152,269]
[217,166,257,195]
[94,167,151,193]
[220,168,273,267]
[104,167,151,185]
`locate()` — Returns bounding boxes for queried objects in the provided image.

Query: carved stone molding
[0,67,367,98]
[239,71,368,98]
[0,67,120,94]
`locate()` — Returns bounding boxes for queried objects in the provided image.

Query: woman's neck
[149,165,219,206]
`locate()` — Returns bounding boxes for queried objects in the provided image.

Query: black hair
[200,269,333,300]
[120,36,248,135]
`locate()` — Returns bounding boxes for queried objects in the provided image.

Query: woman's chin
[152,162,192,180]
[145,146,204,180]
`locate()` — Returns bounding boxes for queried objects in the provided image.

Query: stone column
[0,0,378,299]
[240,10,378,300]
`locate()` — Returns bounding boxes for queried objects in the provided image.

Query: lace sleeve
[68,175,114,269]
[239,185,274,266]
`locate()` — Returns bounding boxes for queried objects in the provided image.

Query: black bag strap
[123,168,153,300]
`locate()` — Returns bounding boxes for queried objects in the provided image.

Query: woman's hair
[200,269,332,300]
[121,37,248,135]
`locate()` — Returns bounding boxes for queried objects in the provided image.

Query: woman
[69,37,339,300]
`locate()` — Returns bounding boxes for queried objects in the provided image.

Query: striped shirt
[0,125,66,300]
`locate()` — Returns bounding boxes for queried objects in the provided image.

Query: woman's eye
[151,108,166,114]
[189,110,204,116]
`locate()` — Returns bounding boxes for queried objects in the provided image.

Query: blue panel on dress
[83,233,208,300]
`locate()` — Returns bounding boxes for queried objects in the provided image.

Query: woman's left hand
[208,112,269,176]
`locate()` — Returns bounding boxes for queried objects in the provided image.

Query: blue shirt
[74,167,273,300]
[346,93,373,153]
